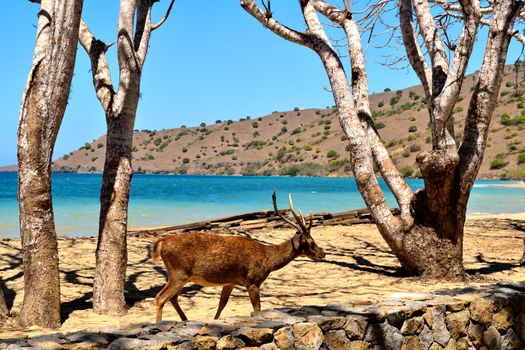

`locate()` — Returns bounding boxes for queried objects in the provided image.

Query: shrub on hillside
[490,159,506,169]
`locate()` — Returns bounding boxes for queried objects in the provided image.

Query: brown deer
[152,191,325,322]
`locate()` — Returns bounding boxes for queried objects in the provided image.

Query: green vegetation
[182,147,188,153]
[97,143,103,149]
[291,127,302,135]
[375,121,385,129]
[490,158,507,170]
[327,149,339,159]
[252,121,259,128]
[500,111,525,125]
[390,96,400,105]
[245,140,267,149]
[408,125,418,133]
[400,165,414,177]
[378,101,384,108]
[518,153,525,164]
[409,144,421,153]
[63,155,69,160]
[182,158,190,164]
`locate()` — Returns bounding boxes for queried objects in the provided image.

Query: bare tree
[242,0,523,279]
[17,0,83,327]
[78,0,174,315]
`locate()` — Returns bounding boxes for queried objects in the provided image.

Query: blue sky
[1,1,523,166]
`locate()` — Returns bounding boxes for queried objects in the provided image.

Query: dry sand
[0,214,524,339]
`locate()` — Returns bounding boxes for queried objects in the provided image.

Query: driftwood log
[127,207,400,237]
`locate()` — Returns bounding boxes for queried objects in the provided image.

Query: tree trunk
[17,0,83,328]
[93,114,135,315]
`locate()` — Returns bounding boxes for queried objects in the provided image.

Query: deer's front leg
[247,284,261,314]
[214,285,234,319]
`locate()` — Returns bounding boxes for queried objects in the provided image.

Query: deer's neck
[266,235,301,272]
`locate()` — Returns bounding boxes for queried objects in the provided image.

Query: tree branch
[456,0,523,217]
[114,0,141,115]
[78,19,115,113]
[240,0,312,47]
[135,0,153,69]
[400,0,432,99]
[414,0,449,96]
[152,0,175,31]
[314,0,414,225]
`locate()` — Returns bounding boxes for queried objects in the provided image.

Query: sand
[0,214,524,339]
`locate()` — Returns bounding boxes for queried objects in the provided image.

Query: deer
[151,190,325,322]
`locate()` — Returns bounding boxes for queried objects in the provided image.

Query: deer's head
[272,190,325,261]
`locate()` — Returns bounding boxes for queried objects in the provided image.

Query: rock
[423,309,433,328]
[419,325,433,350]
[492,307,513,333]
[456,337,469,350]
[347,341,371,350]
[216,335,245,350]
[190,336,218,350]
[259,343,279,350]
[236,328,273,346]
[443,339,456,350]
[273,327,293,350]
[292,323,323,350]
[401,317,424,335]
[482,326,501,350]
[428,343,443,350]
[515,313,525,340]
[386,310,406,329]
[314,317,347,331]
[344,318,367,340]
[469,299,493,327]
[27,334,66,350]
[431,306,450,347]
[108,338,164,350]
[467,321,483,348]
[510,294,525,314]
[146,331,190,344]
[65,332,109,346]
[446,302,466,313]
[365,321,403,350]
[401,336,421,350]
[324,330,352,350]
[501,328,522,350]
[445,309,470,339]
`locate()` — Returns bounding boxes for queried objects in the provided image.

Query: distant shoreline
[0,170,524,181]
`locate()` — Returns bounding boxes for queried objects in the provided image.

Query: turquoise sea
[0,172,523,238]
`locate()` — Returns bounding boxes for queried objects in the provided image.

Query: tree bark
[92,112,136,314]
[79,0,173,315]
[17,0,83,327]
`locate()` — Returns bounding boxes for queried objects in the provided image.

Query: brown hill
[52,66,525,179]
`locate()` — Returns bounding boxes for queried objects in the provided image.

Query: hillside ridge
[45,65,525,179]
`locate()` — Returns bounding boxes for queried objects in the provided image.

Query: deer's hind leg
[155,274,188,322]
[169,292,187,321]
[214,285,234,319]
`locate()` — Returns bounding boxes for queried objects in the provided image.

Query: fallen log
[127,207,400,236]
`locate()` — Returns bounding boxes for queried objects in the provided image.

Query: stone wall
[1,284,524,349]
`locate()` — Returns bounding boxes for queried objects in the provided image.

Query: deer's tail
[152,239,163,264]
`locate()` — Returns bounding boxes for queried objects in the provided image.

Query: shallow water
[0,172,523,237]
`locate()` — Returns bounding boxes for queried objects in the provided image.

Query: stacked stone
[1,288,523,349]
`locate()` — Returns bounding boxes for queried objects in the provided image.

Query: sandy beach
[0,214,524,340]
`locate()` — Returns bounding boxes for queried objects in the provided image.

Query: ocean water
[0,172,523,238]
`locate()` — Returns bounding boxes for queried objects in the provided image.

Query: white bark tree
[242,0,523,279]
[78,0,174,315]
[17,0,83,327]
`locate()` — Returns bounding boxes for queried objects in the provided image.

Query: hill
[52,66,525,179]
